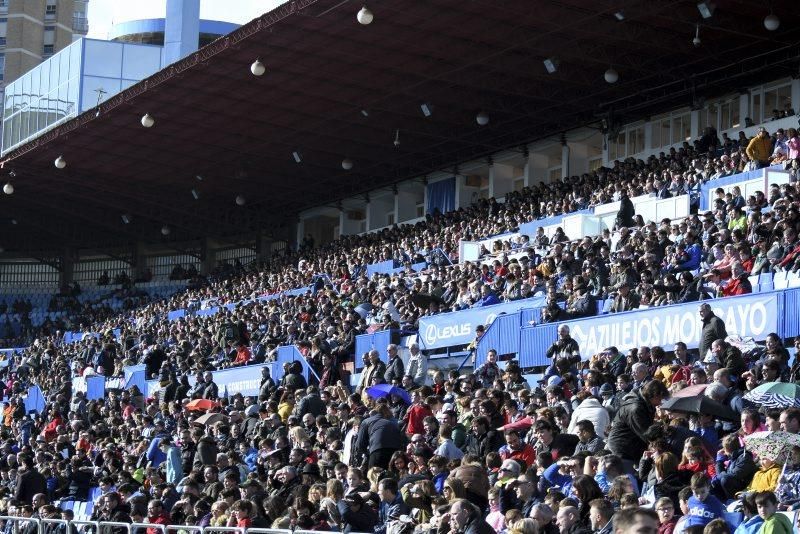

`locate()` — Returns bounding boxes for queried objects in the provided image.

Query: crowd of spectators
[0,121,796,534]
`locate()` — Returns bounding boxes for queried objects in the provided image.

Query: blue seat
[59,500,74,511]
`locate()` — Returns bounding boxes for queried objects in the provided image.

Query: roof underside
[1,0,799,253]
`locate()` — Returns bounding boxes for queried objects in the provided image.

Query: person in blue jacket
[684,473,730,530]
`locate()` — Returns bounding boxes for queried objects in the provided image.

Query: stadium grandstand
[0,1,800,533]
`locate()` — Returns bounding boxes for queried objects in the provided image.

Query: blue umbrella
[366,384,412,404]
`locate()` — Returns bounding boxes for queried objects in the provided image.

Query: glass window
[751,93,760,125]
[83,40,123,78]
[121,44,162,80]
[627,126,644,155]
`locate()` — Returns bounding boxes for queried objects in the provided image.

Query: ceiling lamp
[54,155,66,169]
[235,194,246,206]
[121,214,131,224]
[604,68,619,84]
[250,59,266,76]
[696,2,715,19]
[342,158,353,170]
[764,13,780,31]
[393,129,400,148]
[191,189,199,200]
[476,112,489,126]
[614,11,625,21]
[420,103,433,117]
[140,113,154,128]
[2,183,13,195]
[693,24,702,47]
[161,225,171,236]
[360,109,369,117]
[543,57,559,74]
[357,6,373,25]
[292,151,302,163]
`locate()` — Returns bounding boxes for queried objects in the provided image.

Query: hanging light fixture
[54,156,66,169]
[140,113,154,128]
[292,151,302,163]
[476,112,489,126]
[393,129,400,148]
[2,183,13,195]
[693,24,702,47]
[235,195,246,206]
[357,6,373,25]
[191,189,200,200]
[342,158,353,170]
[161,225,171,236]
[764,12,780,31]
[250,59,266,76]
[121,214,131,224]
[604,68,619,84]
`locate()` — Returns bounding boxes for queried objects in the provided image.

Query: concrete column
[528,153,549,185]
[739,93,750,126]
[60,248,75,288]
[200,238,215,275]
[164,0,200,66]
[792,79,800,115]
[561,144,570,179]
[644,122,653,153]
[690,109,700,140]
[294,218,304,249]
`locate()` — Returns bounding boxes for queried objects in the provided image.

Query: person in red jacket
[722,263,752,297]
[498,429,536,469]
[402,392,433,436]
[146,500,170,534]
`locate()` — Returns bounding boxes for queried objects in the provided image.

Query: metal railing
[0,518,372,534]
[0,516,39,534]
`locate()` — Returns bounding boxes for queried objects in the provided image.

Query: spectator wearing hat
[610,281,639,313]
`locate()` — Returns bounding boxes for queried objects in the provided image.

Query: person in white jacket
[567,392,611,439]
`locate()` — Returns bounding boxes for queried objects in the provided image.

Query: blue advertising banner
[124,364,147,393]
[418,296,546,350]
[366,260,396,278]
[86,376,105,400]
[567,292,779,358]
[167,309,185,321]
[24,385,45,414]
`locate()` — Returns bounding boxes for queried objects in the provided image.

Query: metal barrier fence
[0,518,370,534]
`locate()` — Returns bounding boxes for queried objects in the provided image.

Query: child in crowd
[427,455,449,494]
[655,496,678,534]
[485,488,504,532]
[755,491,792,534]
[685,473,727,530]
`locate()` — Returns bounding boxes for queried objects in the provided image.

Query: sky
[87,0,285,40]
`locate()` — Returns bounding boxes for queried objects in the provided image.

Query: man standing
[158,438,183,485]
[14,456,47,505]
[384,344,404,384]
[606,380,670,464]
[474,349,501,389]
[699,304,727,359]
[546,325,581,373]
[357,351,385,394]
[406,343,428,386]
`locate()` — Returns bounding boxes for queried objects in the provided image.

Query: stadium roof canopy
[1,0,799,252]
